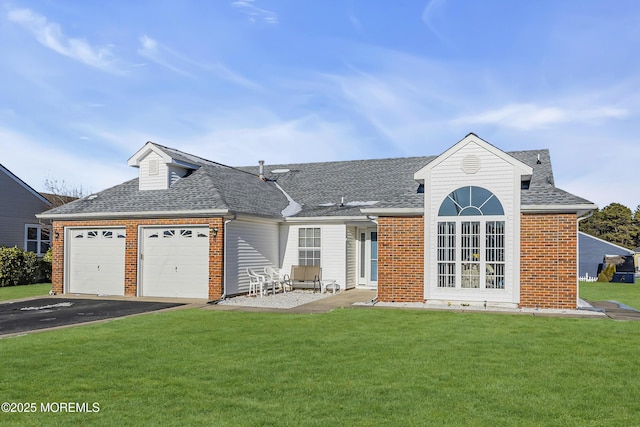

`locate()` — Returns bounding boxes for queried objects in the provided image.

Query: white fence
[578,273,598,282]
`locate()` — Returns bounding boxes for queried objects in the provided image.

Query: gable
[0,163,52,207]
[128,142,196,191]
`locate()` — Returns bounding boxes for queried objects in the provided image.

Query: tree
[43,178,87,208]
[579,203,640,249]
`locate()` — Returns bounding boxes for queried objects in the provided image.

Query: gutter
[37,209,230,220]
[520,204,598,215]
[360,207,424,216]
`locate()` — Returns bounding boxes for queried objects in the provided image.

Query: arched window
[436,186,505,291]
[438,186,504,216]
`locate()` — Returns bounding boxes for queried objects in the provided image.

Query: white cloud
[6,7,124,74]
[231,0,278,24]
[137,35,260,89]
[421,0,450,43]
[452,103,629,130]
[0,127,135,195]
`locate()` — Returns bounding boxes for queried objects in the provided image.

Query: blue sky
[1,0,638,210]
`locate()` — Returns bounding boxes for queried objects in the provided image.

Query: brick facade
[51,217,225,300]
[519,213,578,309]
[377,216,424,302]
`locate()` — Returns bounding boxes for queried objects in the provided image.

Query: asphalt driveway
[0,298,184,336]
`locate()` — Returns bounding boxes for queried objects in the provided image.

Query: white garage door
[67,228,126,296]
[140,227,210,299]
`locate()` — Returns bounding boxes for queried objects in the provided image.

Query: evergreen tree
[579,203,640,249]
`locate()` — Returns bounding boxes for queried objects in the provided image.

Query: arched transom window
[436,186,506,290]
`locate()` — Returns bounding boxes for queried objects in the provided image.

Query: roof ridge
[239,149,550,170]
[148,141,259,178]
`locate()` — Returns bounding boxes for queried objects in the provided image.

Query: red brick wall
[520,213,578,309]
[377,216,424,302]
[51,218,225,300]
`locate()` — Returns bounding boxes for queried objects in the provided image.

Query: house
[578,232,634,279]
[0,163,52,256]
[38,134,597,308]
[634,247,640,275]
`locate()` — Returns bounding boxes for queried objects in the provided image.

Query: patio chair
[264,266,289,293]
[247,268,266,297]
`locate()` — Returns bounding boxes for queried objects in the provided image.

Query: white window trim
[436,217,506,291]
[24,224,51,256]
[298,227,321,266]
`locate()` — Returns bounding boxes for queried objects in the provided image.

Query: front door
[357,228,378,288]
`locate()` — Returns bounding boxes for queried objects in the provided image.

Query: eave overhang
[520,204,598,216]
[37,209,231,221]
[359,207,424,217]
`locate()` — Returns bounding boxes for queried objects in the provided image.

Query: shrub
[41,247,53,282]
[0,246,42,287]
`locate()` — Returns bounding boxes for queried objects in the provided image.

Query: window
[436,186,505,290]
[298,228,320,266]
[437,222,456,288]
[25,224,51,256]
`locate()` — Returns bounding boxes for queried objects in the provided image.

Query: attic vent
[149,159,159,176]
[461,155,481,174]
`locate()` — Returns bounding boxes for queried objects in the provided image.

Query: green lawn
[580,279,640,309]
[0,283,51,302]
[1,307,639,426]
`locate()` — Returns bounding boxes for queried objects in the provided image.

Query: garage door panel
[68,228,126,296]
[141,227,209,299]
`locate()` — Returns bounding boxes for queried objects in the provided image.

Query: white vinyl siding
[225,218,279,296]
[422,139,522,304]
[280,224,347,287]
[139,151,169,190]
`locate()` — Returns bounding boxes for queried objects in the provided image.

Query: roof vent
[461,155,481,174]
[258,160,265,181]
[536,154,542,165]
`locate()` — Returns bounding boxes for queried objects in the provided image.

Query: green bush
[0,246,43,287]
[41,247,52,282]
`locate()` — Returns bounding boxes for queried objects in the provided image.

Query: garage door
[67,228,126,295]
[140,227,210,299]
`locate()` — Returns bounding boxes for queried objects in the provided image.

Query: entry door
[358,228,378,288]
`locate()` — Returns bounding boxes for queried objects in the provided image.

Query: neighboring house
[0,163,53,256]
[634,247,640,275]
[38,134,597,308]
[578,232,634,279]
[40,193,79,209]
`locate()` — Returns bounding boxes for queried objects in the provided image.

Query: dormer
[127,142,200,190]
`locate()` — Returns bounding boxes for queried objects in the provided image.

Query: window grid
[437,222,456,287]
[485,221,505,289]
[25,225,51,256]
[460,221,480,289]
[436,186,506,291]
[298,228,321,266]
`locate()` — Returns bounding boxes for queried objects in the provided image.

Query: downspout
[366,215,379,304]
[214,214,236,303]
[576,210,595,307]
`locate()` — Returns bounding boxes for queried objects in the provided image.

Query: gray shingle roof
[42,144,594,219]
[44,162,289,218]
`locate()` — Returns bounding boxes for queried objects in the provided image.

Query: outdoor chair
[247,268,266,297]
[264,266,289,293]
